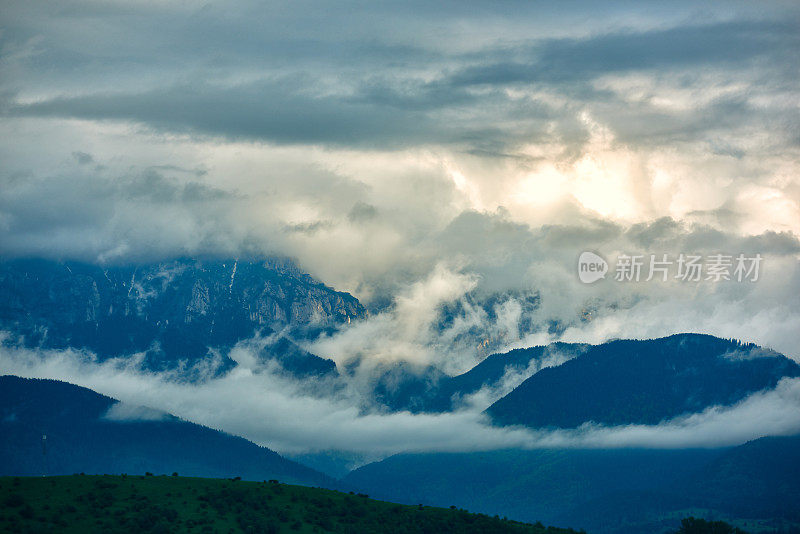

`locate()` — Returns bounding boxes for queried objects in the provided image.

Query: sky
[1,1,799,456]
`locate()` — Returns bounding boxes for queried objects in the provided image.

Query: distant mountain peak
[0,257,365,374]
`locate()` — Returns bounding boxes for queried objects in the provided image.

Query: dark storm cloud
[626,217,800,255]
[10,79,440,148]
[447,20,799,87]
[5,8,797,152]
[432,20,799,148]
[347,202,378,223]
[71,151,93,164]
[8,80,560,150]
[0,167,238,261]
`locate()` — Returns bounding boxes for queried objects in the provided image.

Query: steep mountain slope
[423,343,588,412]
[682,434,800,520]
[360,343,587,414]
[344,448,719,530]
[0,376,333,487]
[487,333,800,428]
[0,258,364,373]
[344,436,800,533]
[556,434,800,533]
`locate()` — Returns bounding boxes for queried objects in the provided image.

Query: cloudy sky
[1,1,799,455]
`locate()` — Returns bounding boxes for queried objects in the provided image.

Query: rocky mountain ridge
[0,257,366,371]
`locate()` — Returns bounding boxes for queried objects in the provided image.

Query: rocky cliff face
[0,257,366,371]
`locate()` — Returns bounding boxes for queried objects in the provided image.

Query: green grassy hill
[0,475,583,534]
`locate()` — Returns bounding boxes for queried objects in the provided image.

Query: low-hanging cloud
[102,402,170,423]
[2,341,800,459]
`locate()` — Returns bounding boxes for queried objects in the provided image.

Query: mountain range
[370,334,800,431]
[2,256,800,533]
[344,436,800,534]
